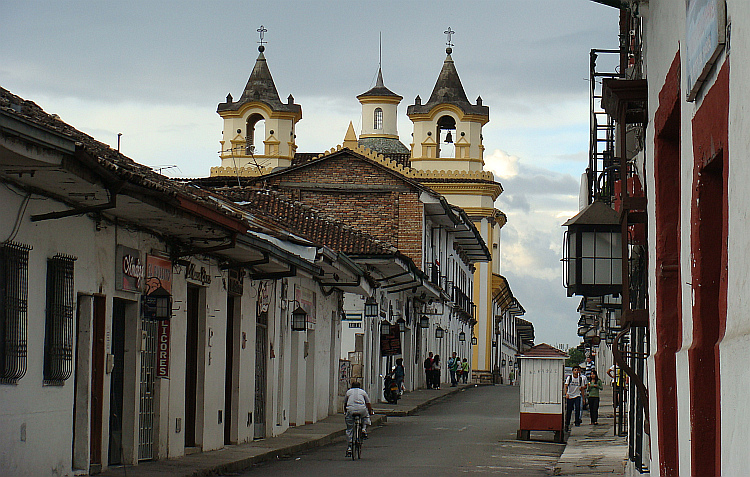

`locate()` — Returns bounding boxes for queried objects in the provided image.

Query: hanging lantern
[435,326,444,339]
[380,320,392,336]
[364,296,378,318]
[142,286,172,321]
[419,315,430,329]
[291,305,308,331]
[458,331,466,342]
[562,201,622,297]
[502,359,507,367]
[471,336,478,346]
[396,317,407,332]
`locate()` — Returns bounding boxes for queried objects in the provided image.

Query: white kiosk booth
[517,343,567,443]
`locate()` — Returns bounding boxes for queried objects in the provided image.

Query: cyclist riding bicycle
[344,381,373,457]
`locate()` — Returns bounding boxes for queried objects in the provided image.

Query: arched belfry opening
[246,113,265,155]
[436,115,456,158]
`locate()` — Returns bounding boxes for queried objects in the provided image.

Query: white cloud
[484,149,520,179]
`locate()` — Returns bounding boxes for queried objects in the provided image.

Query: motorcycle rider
[393,358,405,395]
[344,381,373,457]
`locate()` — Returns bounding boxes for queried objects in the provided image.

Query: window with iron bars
[0,242,31,384]
[43,254,76,385]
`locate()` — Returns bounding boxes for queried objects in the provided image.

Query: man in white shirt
[344,382,373,456]
[564,365,588,432]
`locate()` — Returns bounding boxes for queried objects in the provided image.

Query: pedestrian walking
[564,365,588,432]
[460,358,469,383]
[432,354,441,389]
[393,357,405,394]
[424,352,434,389]
[586,370,603,425]
[448,352,460,387]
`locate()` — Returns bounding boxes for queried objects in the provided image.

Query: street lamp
[291,305,308,331]
[142,285,172,321]
[435,326,444,339]
[419,315,430,329]
[458,331,466,342]
[562,200,622,297]
[396,317,407,332]
[364,297,378,319]
[380,320,392,336]
[471,336,478,346]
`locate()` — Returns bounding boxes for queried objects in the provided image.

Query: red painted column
[689,60,729,477]
[653,52,682,477]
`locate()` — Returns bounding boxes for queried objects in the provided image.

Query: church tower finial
[444,26,455,55]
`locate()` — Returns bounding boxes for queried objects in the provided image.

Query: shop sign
[228,268,244,297]
[380,323,402,357]
[185,262,212,285]
[116,245,142,292]
[157,320,170,377]
[686,0,726,101]
[145,254,173,294]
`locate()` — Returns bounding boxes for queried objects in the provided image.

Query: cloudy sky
[2,1,619,348]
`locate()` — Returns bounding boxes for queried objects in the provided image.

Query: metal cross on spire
[444,27,455,47]
[257,25,267,50]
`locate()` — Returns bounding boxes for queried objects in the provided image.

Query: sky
[1,0,620,349]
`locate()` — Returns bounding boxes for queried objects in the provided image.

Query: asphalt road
[229,385,564,476]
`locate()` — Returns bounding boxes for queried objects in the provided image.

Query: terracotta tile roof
[213,187,397,255]
[521,343,568,359]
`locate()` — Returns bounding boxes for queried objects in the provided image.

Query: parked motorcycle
[383,374,400,404]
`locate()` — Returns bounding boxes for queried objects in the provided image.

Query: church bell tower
[212,27,302,177]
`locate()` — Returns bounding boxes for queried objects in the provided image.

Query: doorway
[138,314,157,460]
[254,308,268,439]
[108,299,126,465]
[185,285,201,448]
[224,295,238,445]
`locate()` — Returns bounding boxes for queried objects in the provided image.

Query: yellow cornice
[218,101,302,122]
[426,183,502,200]
[410,156,484,165]
[210,165,273,177]
[358,96,402,105]
[407,103,489,126]
[359,134,400,139]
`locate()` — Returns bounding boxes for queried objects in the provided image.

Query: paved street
[231,385,564,476]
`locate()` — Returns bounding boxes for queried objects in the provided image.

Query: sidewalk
[552,385,629,476]
[99,384,472,477]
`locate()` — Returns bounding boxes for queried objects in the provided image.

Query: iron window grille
[43,253,76,385]
[0,242,31,384]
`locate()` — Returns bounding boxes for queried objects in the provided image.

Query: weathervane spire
[257,25,267,52]
[444,26,455,55]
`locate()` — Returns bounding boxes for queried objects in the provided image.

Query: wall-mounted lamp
[419,315,430,329]
[142,284,172,321]
[364,297,378,319]
[290,303,308,331]
[396,317,407,332]
[380,320,392,336]
[458,331,466,342]
[435,326,444,339]
[471,336,478,346]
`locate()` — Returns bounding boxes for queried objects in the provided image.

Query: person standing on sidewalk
[564,365,588,432]
[586,370,603,425]
[448,352,460,387]
[432,354,442,389]
[460,358,469,383]
[424,352,434,389]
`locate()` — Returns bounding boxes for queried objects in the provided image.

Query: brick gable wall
[258,153,423,265]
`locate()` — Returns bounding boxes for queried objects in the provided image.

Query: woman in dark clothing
[432,355,441,389]
[393,358,405,394]
[587,370,604,424]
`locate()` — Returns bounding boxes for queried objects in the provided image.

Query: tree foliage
[566,347,586,368]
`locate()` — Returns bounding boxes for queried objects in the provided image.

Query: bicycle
[351,415,363,460]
